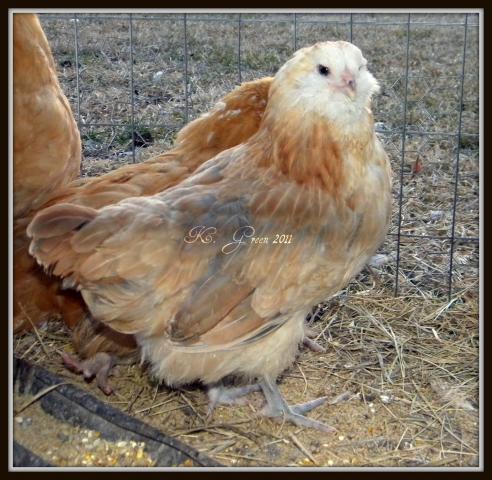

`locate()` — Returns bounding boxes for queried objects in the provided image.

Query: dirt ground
[12,12,480,469]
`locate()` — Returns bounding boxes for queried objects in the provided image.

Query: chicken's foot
[62,351,114,395]
[259,377,335,433]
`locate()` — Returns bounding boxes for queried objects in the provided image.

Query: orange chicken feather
[13,13,81,219]
[28,41,392,431]
[14,78,273,344]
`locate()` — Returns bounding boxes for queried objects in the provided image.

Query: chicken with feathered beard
[28,41,392,432]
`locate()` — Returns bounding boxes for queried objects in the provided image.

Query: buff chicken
[28,41,392,431]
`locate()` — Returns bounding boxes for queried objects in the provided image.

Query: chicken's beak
[341,70,356,99]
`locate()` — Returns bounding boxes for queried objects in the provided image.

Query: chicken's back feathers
[13,14,81,218]
[174,76,271,163]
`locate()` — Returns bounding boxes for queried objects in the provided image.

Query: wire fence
[38,11,480,301]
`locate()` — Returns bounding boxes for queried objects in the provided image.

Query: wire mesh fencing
[38,11,480,301]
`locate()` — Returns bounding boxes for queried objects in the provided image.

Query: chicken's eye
[318,64,330,76]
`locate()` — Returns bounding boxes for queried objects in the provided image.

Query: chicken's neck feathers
[249,106,375,195]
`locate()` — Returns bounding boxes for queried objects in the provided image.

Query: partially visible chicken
[13,14,81,219]
[28,41,392,431]
[14,77,273,360]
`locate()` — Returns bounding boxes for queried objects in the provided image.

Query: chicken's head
[269,41,380,126]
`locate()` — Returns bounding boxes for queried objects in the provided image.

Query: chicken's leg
[259,377,335,432]
[62,351,115,395]
[207,384,261,415]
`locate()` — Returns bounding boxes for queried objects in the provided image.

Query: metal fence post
[447,13,470,299]
[238,13,242,84]
[73,13,81,125]
[183,13,189,124]
[394,13,412,297]
[293,13,298,51]
[129,13,136,163]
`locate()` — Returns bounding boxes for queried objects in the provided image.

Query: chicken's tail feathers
[27,203,98,276]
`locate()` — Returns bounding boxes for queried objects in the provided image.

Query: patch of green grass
[114,125,157,148]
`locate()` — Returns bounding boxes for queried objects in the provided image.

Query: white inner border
[8,7,483,473]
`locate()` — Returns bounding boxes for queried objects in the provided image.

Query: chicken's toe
[302,325,326,353]
[290,396,328,414]
[302,336,326,353]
